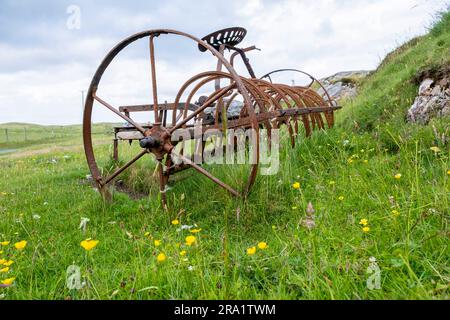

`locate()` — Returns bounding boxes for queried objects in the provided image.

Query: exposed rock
[407,75,450,125]
[318,70,372,103]
[418,79,434,95]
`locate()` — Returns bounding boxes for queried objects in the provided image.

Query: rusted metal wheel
[83,29,259,205]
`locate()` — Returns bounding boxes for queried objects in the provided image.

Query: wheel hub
[140,126,173,160]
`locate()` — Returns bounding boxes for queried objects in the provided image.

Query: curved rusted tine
[162,154,172,186]
[293,115,299,135]
[260,69,333,105]
[171,150,240,197]
[260,69,315,88]
[93,94,146,134]
[300,89,333,128]
[256,86,287,133]
[239,79,277,148]
[288,90,312,137]
[274,83,307,134]
[279,85,319,135]
[255,81,297,147]
[241,86,272,152]
[149,34,160,125]
[101,149,149,187]
[174,74,220,124]
[158,161,167,208]
[182,75,233,126]
[170,85,233,133]
[277,85,313,136]
[293,88,327,129]
[271,87,297,147]
[171,71,233,127]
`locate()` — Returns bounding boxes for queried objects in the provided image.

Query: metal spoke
[169,85,232,133]
[93,94,146,134]
[101,149,148,186]
[149,35,160,125]
[171,151,240,197]
[158,160,167,208]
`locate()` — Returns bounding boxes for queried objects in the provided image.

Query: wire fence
[0,125,115,144]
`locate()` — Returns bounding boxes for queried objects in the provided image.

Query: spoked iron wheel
[83,29,259,206]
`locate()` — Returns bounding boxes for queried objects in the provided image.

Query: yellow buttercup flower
[362,227,370,233]
[1,277,15,286]
[0,267,9,273]
[14,240,27,250]
[247,246,257,255]
[180,250,187,256]
[156,253,166,262]
[430,146,441,153]
[0,241,10,246]
[190,228,202,233]
[394,173,402,180]
[258,242,268,250]
[144,232,150,237]
[392,210,400,217]
[185,236,196,246]
[338,196,344,201]
[363,160,369,164]
[80,239,99,251]
[171,219,179,225]
[154,240,162,247]
[359,219,368,226]
[292,182,300,189]
[447,170,450,175]
[0,259,6,265]
[3,260,13,267]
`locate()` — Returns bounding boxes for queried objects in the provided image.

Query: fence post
[4,128,8,142]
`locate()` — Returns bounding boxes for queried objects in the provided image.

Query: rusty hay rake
[83,27,340,206]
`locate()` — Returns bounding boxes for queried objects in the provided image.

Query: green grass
[0,12,449,300]
[0,123,115,151]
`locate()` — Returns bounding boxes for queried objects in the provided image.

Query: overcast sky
[0,0,448,125]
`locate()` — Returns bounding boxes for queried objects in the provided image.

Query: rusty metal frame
[83,27,340,206]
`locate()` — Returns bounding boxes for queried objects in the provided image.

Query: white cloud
[0,0,448,125]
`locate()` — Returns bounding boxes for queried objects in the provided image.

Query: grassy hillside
[0,13,448,300]
[338,10,450,148]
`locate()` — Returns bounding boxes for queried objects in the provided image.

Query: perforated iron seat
[198,27,247,52]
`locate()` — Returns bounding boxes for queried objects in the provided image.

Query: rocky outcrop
[407,69,450,124]
[318,70,371,102]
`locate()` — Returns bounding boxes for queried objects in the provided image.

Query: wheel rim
[83,29,260,202]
